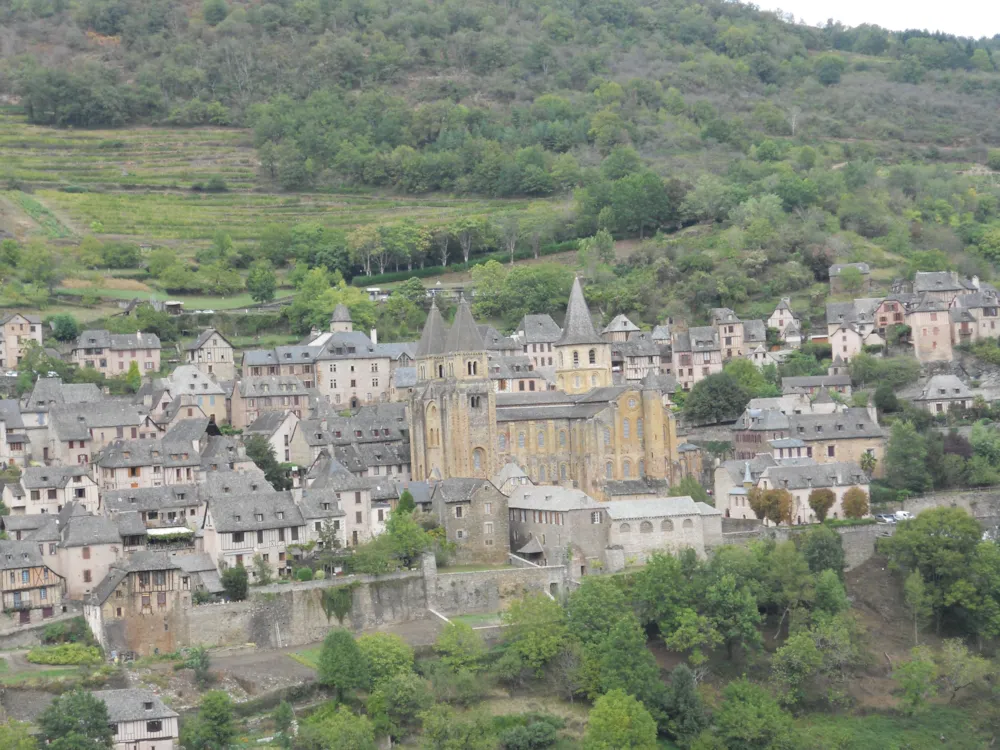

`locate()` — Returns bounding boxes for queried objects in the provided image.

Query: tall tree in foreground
[37,689,113,750]
[583,689,658,750]
[318,629,368,702]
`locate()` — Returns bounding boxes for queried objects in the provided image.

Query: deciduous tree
[318,629,368,701]
[583,689,658,750]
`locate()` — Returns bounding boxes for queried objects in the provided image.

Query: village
[0,264,997,747]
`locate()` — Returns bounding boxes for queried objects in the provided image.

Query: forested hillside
[5,0,1000,331]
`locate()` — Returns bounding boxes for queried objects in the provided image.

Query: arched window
[573,351,580,367]
[662,520,674,532]
[623,460,631,479]
[473,361,478,375]
[518,432,526,448]
[603,427,611,446]
[498,434,507,451]
[589,348,596,364]
[619,523,631,533]
[683,519,694,529]
[623,419,630,439]
[559,430,567,447]
[438,365,444,378]
[591,374,597,386]
[560,464,567,480]
[638,459,645,477]
[640,521,653,533]
[470,395,480,408]
[473,449,484,470]
[558,351,564,367]
[539,465,546,481]
[605,462,613,479]
[637,418,643,439]
[537,431,545,448]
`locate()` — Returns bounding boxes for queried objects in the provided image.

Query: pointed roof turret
[641,368,659,390]
[416,298,448,357]
[558,278,603,346]
[331,303,352,323]
[445,297,486,353]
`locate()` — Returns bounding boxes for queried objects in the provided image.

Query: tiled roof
[207,491,304,532]
[605,496,712,519]
[506,486,601,511]
[92,689,179,723]
[75,329,162,350]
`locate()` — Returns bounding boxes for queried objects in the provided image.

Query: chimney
[973,275,981,290]
[136,331,142,344]
[371,328,378,346]
[310,326,319,338]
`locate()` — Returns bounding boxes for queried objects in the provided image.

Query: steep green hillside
[3,0,1000,335]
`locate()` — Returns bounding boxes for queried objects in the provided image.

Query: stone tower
[641,369,674,480]
[410,298,497,481]
[554,278,612,394]
[330,303,353,333]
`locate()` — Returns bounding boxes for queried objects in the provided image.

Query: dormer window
[276,511,284,520]
[144,702,153,710]
[234,515,241,521]
[322,502,330,510]
[255,513,263,522]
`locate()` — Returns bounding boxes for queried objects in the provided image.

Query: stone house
[424,478,509,565]
[55,508,124,599]
[0,312,43,368]
[785,408,883,473]
[513,313,562,377]
[246,411,300,464]
[184,328,236,381]
[0,540,64,625]
[2,465,99,515]
[297,485,347,550]
[781,374,852,397]
[201,491,306,579]
[0,399,29,468]
[389,367,417,402]
[488,355,549,393]
[491,462,533,497]
[828,263,871,294]
[304,452,374,547]
[825,298,881,340]
[103,485,204,532]
[913,270,975,303]
[96,439,201,490]
[672,327,722,390]
[755,461,870,524]
[92,688,180,750]
[153,366,228,425]
[907,298,954,363]
[610,333,661,382]
[44,401,155,466]
[766,298,798,336]
[605,496,722,563]
[711,308,746,358]
[230,376,312,430]
[912,375,974,414]
[72,330,161,377]
[601,314,641,343]
[506,485,607,578]
[19,377,102,459]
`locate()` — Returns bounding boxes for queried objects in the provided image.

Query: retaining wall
[719,523,895,570]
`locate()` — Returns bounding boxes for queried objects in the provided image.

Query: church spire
[416,298,448,357]
[445,297,486,354]
[558,277,603,346]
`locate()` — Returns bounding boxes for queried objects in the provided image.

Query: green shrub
[296,567,314,582]
[42,617,95,645]
[27,644,103,665]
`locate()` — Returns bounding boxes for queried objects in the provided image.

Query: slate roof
[788,408,883,441]
[605,496,709,519]
[22,377,102,411]
[603,478,670,497]
[489,355,539,380]
[164,417,209,445]
[506,486,602,511]
[50,402,148,441]
[104,485,201,514]
[613,334,660,358]
[445,299,486,353]
[246,411,294,436]
[735,408,791,431]
[518,314,562,344]
[237,376,310,397]
[21,465,91,489]
[913,271,969,293]
[185,328,232,351]
[829,263,870,276]
[710,308,740,324]
[98,439,199,469]
[673,326,719,353]
[914,375,973,401]
[416,299,448,357]
[772,298,794,312]
[760,461,869,490]
[393,367,417,388]
[651,324,671,342]
[298,486,346,520]
[480,325,520,352]
[206,491,304,533]
[782,374,851,390]
[602,314,640,334]
[242,349,278,367]
[331,303,352,323]
[432,478,494,504]
[558,278,603,346]
[742,319,767,343]
[825,298,881,327]
[75,329,162,350]
[491,462,530,487]
[0,540,46,570]
[92,689,179,723]
[60,512,122,547]
[202,470,271,497]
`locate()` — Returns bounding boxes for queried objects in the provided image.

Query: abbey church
[409,279,683,499]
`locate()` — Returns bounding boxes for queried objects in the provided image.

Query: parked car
[875,514,896,524]
[894,510,914,521]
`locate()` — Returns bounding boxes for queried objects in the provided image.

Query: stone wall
[719,523,895,571]
[881,488,1000,519]
[429,565,568,615]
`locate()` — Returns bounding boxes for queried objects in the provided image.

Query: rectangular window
[455,506,463,519]
[827,445,835,457]
[83,570,92,583]
[484,502,492,515]
[157,592,167,608]
[82,547,91,560]
[356,511,362,523]
[147,720,163,733]
[484,522,493,534]
[257,530,264,544]
[233,532,245,544]
[291,527,299,541]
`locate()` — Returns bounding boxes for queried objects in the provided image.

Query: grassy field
[450,612,503,628]
[793,707,989,749]
[39,189,532,243]
[0,110,258,190]
[289,646,322,670]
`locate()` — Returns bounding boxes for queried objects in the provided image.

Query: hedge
[27,644,103,665]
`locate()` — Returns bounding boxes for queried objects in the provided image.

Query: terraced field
[0,109,257,190]
[38,189,533,243]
